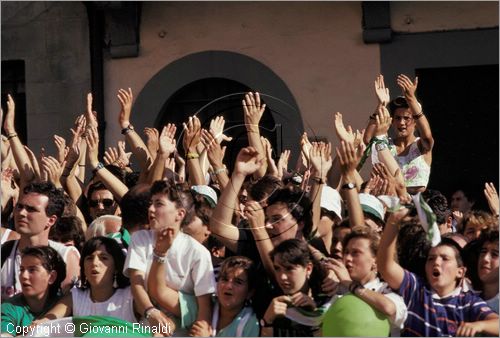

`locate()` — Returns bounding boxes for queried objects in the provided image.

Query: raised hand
[336,140,365,176]
[397,74,418,100]
[41,156,65,188]
[373,105,392,136]
[234,147,265,177]
[117,88,133,129]
[310,142,333,180]
[85,125,100,168]
[159,124,177,156]
[201,129,225,169]
[374,74,390,106]
[261,136,279,177]
[144,127,160,158]
[85,93,98,128]
[182,116,201,152]
[484,182,499,216]
[209,115,232,144]
[372,163,398,196]
[322,258,352,287]
[277,149,291,180]
[154,228,175,255]
[244,200,266,230]
[3,94,16,134]
[189,320,212,337]
[243,92,266,127]
[53,135,67,164]
[300,132,312,167]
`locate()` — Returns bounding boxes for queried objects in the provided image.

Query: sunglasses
[89,198,114,208]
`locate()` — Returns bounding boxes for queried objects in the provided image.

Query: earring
[113,274,118,288]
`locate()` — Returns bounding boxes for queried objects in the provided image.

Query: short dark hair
[270,238,311,268]
[120,183,151,230]
[219,256,257,290]
[23,182,65,218]
[388,96,409,117]
[249,175,283,203]
[150,180,195,227]
[463,229,499,290]
[49,216,85,253]
[87,182,112,201]
[267,187,313,239]
[422,189,450,225]
[21,246,66,298]
[80,236,129,289]
[397,218,431,278]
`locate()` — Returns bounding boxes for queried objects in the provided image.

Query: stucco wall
[103,1,380,157]
[1,1,90,155]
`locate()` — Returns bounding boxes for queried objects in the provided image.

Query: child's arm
[377,208,409,291]
[456,313,499,337]
[261,295,290,337]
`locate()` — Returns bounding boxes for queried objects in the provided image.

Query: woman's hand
[484,182,499,216]
[373,106,392,137]
[374,74,390,107]
[244,200,266,231]
[320,268,340,296]
[147,309,176,337]
[183,116,201,153]
[154,228,175,256]
[290,292,316,310]
[397,74,418,101]
[243,92,266,127]
[209,116,232,144]
[189,320,212,337]
[3,94,16,134]
[159,124,177,156]
[117,88,133,129]
[277,150,291,180]
[233,147,265,177]
[323,258,352,288]
[144,127,160,159]
[263,295,291,324]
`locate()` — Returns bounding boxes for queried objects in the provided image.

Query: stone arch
[132,50,303,157]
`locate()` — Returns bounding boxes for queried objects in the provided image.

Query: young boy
[377,208,499,337]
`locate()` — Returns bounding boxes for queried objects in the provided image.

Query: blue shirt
[398,270,494,336]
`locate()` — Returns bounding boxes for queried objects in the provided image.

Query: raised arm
[183,116,205,186]
[397,74,434,153]
[201,129,229,189]
[210,147,264,253]
[484,182,499,217]
[86,125,129,201]
[364,75,391,144]
[336,140,365,228]
[309,142,333,235]
[377,208,409,290]
[243,92,267,179]
[3,94,36,186]
[147,124,176,184]
[117,88,153,172]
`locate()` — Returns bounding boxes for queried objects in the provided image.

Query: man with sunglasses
[87,182,119,220]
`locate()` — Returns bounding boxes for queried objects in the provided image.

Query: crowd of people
[0,74,498,337]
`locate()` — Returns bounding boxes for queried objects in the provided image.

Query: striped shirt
[398,269,494,336]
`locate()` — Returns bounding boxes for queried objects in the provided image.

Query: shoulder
[176,232,211,258]
[129,230,154,248]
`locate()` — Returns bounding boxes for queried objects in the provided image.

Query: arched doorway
[132,50,303,165]
[157,77,278,170]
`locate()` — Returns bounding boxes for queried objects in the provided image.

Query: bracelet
[186,152,199,160]
[6,133,17,140]
[213,167,227,175]
[152,252,167,264]
[413,113,424,120]
[143,306,157,320]
[92,162,105,175]
[310,177,324,184]
[78,164,85,167]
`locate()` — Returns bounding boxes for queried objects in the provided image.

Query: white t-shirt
[1,240,78,299]
[72,287,137,323]
[124,230,215,296]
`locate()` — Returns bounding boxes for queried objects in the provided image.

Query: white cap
[359,193,385,222]
[191,185,218,208]
[320,185,342,222]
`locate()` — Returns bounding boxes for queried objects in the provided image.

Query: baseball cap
[320,185,342,222]
[191,185,218,208]
[359,193,385,222]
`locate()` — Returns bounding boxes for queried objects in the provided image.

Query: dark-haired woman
[32,236,136,323]
[124,180,215,334]
[1,246,66,336]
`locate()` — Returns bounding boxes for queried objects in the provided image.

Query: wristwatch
[259,318,273,328]
[121,124,135,135]
[341,182,356,190]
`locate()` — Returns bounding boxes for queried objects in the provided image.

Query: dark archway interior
[158,77,278,171]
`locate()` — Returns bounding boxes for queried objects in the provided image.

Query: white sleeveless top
[71,287,136,323]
